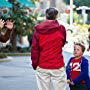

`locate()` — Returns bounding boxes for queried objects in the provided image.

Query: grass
[0,53,31,57]
[0,59,11,62]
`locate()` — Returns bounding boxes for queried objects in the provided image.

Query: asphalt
[0,56,38,90]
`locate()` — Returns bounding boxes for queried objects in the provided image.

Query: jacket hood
[35,20,60,34]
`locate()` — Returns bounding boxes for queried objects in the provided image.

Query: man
[31,7,67,90]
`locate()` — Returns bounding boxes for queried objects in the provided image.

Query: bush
[0,53,7,58]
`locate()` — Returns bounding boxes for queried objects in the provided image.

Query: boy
[66,43,90,90]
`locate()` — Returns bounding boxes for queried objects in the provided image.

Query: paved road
[0,56,38,90]
[0,51,90,90]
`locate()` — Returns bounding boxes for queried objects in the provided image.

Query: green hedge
[0,53,7,58]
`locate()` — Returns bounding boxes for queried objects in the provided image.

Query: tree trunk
[10,30,17,52]
[19,35,23,44]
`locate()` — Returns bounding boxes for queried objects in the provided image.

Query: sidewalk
[84,51,90,56]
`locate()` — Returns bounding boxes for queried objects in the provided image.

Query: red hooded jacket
[31,20,66,70]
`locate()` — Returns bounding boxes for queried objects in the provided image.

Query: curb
[0,56,13,62]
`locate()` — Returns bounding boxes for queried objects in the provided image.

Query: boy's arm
[66,58,73,80]
[73,58,89,84]
[31,31,39,70]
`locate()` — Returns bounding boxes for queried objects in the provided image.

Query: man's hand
[0,19,5,29]
[5,20,14,30]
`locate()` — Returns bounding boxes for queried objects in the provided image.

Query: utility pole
[50,0,56,7]
[70,0,73,29]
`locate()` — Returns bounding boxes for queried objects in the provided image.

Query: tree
[64,0,90,24]
[31,0,40,3]
[77,0,90,7]
[64,0,90,7]
[1,0,36,52]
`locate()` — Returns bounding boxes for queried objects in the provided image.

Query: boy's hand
[67,79,71,84]
[5,20,14,30]
[0,19,5,29]
[67,79,74,85]
[70,81,74,85]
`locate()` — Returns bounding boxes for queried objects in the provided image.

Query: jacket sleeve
[73,57,89,84]
[0,29,12,43]
[31,31,39,70]
[66,58,73,80]
[60,25,66,46]
[86,77,90,90]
